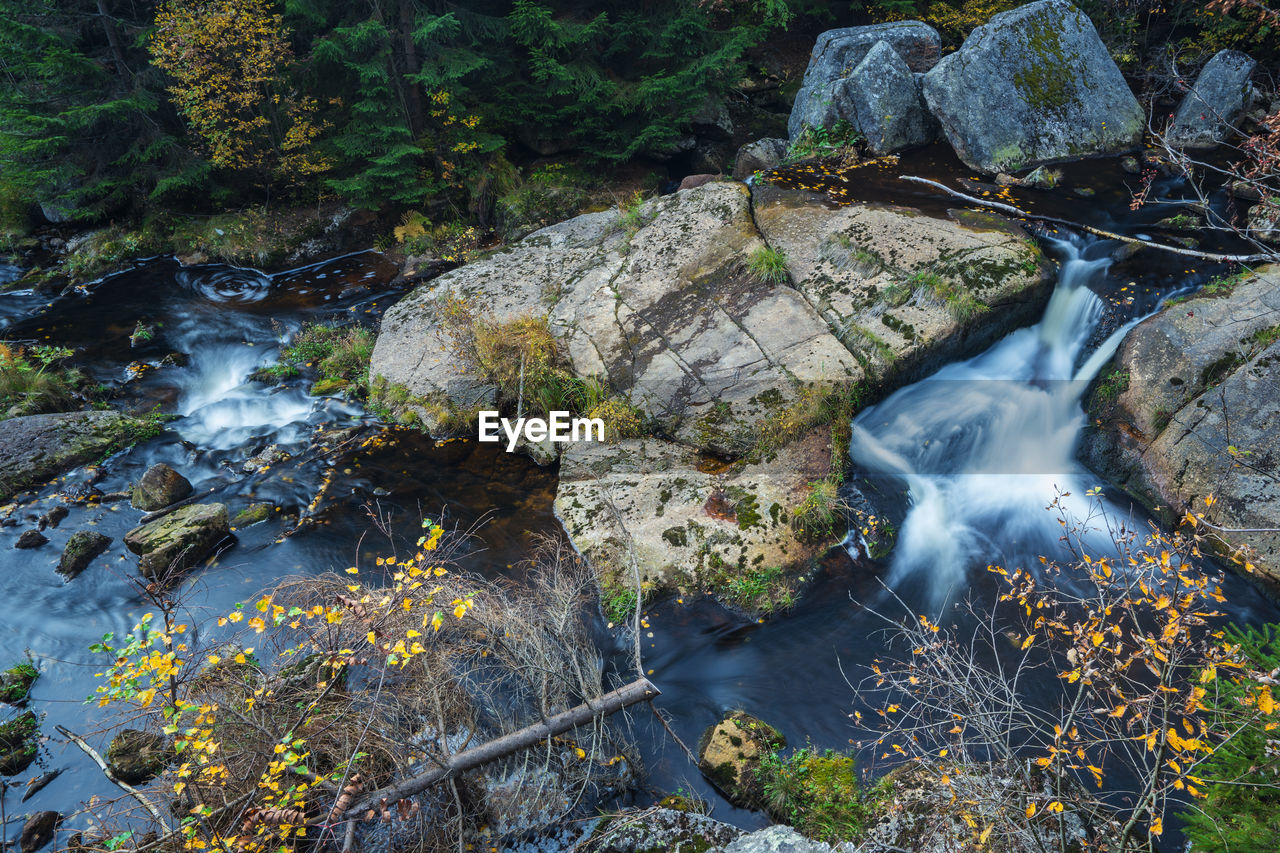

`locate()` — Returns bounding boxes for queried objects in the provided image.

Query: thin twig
[55,725,173,834]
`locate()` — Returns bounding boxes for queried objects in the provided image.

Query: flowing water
[1,158,1278,846]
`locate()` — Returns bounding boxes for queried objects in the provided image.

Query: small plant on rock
[748,246,790,285]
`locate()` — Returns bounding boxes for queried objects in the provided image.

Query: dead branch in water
[56,725,173,834]
[899,175,1276,264]
[338,677,660,821]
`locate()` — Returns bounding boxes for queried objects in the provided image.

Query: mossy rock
[123,503,230,581]
[232,503,274,527]
[695,711,785,808]
[310,377,350,396]
[57,531,111,578]
[0,662,37,704]
[130,463,192,512]
[0,711,39,775]
[105,729,169,785]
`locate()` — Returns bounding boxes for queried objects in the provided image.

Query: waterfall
[848,233,1146,606]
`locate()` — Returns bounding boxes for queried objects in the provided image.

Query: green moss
[757,748,892,844]
[1010,12,1080,120]
[662,526,689,548]
[725,486,762,530]
[232,503,274,527]
[0,710,38,775]
[0,662,37,704]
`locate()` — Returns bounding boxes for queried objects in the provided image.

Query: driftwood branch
[56,725,172,834]
[339,677,660,820]
[899,175,1276,264]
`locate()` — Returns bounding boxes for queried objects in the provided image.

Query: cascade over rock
[921,0,1144,173]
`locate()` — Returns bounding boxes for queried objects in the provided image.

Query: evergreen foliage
[1180,623,1280,852]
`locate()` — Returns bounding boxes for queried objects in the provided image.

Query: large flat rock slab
[752,185,1050,389]
[370,182,862,456]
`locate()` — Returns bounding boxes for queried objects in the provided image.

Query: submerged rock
[19,810,59,853]
[0,411,142,501]
[1083,266,1280,583]
[57,531,111,578]
[130,462,192,511]
[15,529,48,549]
[1167,49,1257,149]
[921,0,1144,173]
[124,503,230,581]
[106,729,168,785]
[789,21,941,140]
[696,711,785,809]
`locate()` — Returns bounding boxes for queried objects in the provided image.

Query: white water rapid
[848,234,1148,606]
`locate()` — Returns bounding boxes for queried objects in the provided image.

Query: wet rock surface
[1167,49,1257,149]
[696,710,785,808]
[56,531,111,578]
[0,411,141,501]
[124,503,230,580]
[130,462,193,511]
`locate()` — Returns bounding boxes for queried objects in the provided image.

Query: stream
[2,152,1278,848]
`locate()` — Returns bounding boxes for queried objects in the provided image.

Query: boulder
[0,710,38,775]
[1167,49,1257,149]
[752,184,1050,388]
[554,431,830,593]
[19,811,59,853]
[15,529,48,549]
[581,806,742,852]
[124,503,230,581]
[0,411,142,501]
[130,463,192,511]
[844,40,936,155]
[732,137,789,180]
[370,182,861,457]
[106,729,169,785]
[921,0,1144,173]
[1083,267,1280,583]
[789,21,941,139]
[57,531,111,578]
[696,711,785,808]
[724,826,838,853]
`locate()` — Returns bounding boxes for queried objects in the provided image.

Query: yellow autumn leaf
[1025,802,1037,818]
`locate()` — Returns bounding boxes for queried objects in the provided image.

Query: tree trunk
[340,677,660,819]
[398,0,426,138]
[95,0,130,81]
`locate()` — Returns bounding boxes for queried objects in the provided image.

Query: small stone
[37,506,68,530]
[995,172,1020,186]
[0,662,37,704]
[1022,166,1062,190]
[19,811,59,853]
[130,463,193,512]
[678,174,718,191]
[732,138,789,181]
[232,503,274,527]
[57,531,111,578]
[1120,156,1141,174]
[15,530,48,549]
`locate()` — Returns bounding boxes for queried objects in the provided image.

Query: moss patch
[0,662,37,704]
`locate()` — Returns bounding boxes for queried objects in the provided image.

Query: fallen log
[339,677,660,820]
[899,175,1277,264]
